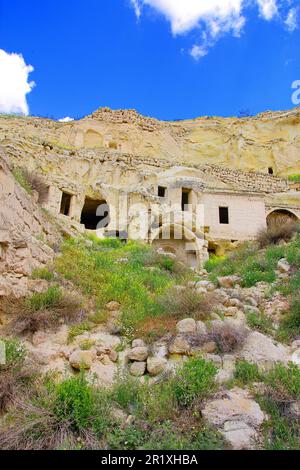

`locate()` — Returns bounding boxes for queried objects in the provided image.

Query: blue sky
[0,0,300,120]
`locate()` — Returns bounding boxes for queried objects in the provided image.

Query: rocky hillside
[1,223,300,450]
[1,106,300,176]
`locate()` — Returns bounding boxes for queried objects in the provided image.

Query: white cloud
[58,117,74,123]
[130,1,296,59]
[130,0,142,18]
[256,0,278,20]
[190,44,208,60]
[285,7,298,32]
[0,49,35,115]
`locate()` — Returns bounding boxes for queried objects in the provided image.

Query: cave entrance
[267,209,298,227]
[80,197,110,230]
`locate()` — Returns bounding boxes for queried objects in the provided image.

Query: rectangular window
[219,207,229,224]
[158,186,166,198]
[60,192,72,216]
[181,189,191,211]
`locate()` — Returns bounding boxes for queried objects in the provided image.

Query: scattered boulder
[201,341,217,354]
[176,318,197,334]
[130,361,146,377]
[223,307,239,317]
[277,258,290,273]
[202,388,265,450]
[132,339,145,348]
[244,297,258,307]
[239,331,289,368]
[128,346,149,362]
[244,305,260,316]
[291,348,300,366]
[147,356,167,376]
[168,335,191,355]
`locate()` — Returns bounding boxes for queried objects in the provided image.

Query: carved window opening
[219,207,229,225]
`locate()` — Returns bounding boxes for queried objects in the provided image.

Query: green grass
[265,363,300,400]
[31,268,55,281]
[25,286,62,312]
[12,167,33,194]
[205,243,285,287]
[259,397,300,450]
[233,360,261,386]
[0,360,225,450]
[288,174,300,183]
[246,311,274,335]
[56,238,190,338]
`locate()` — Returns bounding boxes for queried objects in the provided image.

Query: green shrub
[31,268,54,281]
[257,218,300,248]
[108,424,146,450]
[246,311,274,335]
[259,397,300,450]
[265,363,300,401]
[234,360,261,385]
[277,297,300,341]
[0,338,26,371]
[288,174,300,183]
[26,286,62,312]
[173,358,217,407]
[54,374,94,431]
[112,375,142,412]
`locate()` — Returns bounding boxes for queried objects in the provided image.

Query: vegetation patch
[55,238,191,338]
[9,286,82,335]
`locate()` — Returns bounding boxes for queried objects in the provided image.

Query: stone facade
[0,107,300,273]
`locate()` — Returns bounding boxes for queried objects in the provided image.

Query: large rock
[132,339,146,348]
[130,361,146,377]
[291,348,300,366]
[239,331,289,368]
[147,356,167,376]
[168,335,191,355]
[69,349,95,370]
[128,346,149,362]
[277,258,290,273]
[202,388,265,450]
[176,318,197,334]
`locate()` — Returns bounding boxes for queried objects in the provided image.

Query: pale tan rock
[168,335,191,355]
[128,346,149,362]
[176,318,197,334]
[147,356,167,376]
[130,361,146,377]
[69,349,95,370]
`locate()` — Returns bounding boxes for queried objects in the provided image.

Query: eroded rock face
[0,154,59,297]
[202,388,266,450]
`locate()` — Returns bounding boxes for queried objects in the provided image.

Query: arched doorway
[267,209,298,227]
[80,197,110,230]
[151,223,203,268]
